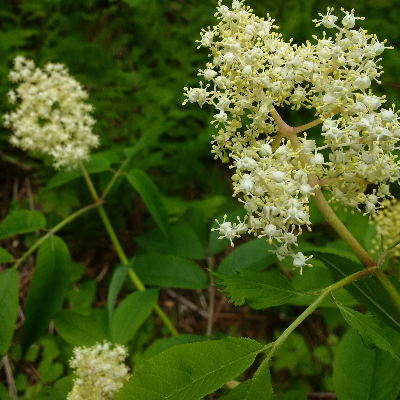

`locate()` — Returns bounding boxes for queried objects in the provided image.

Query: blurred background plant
[1,0,400,398]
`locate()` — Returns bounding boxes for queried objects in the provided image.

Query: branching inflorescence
[4,56,99,169]
[68,342,130,400]
[184,0,400,272]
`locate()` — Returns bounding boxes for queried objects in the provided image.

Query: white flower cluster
[67,342,130,400]
[4,56,99,169]
[372,198,400,260]
[184,1,400,271]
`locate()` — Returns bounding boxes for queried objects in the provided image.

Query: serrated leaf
[22,236,71,353]
[217,239,276,277]
[0,269,19,355]
[46,155,110,189]
[333,328,400,400]
[221,361,273,400]
[133,254,208,289]
[0,248,13,263]
[215,270,302,309]
[115,337,263,400]
[135,334,208,367]
[53,310,107,347]
[107,264,130,321]
[126,168,170,236]
[336,301,399,360]
[0,210,46,240]
[111,289,159,345]
[312,252,400,333]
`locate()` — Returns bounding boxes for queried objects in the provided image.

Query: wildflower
[184,1,400,270]
[372,199,400,260]
[4,56,99,169]
[67,341,130,400]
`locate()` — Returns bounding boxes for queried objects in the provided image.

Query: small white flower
[4,57,98,169]
[67,342,130,400]
[292,252,312,274]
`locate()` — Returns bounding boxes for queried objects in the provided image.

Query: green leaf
[111,289,159,345]
[333,328,400,400]
[215,270,302,309]
[312,252,400,333]
[133,254,208,289]
[135,217,206,260]
[107,264,130,321]
[170,218,205,260]
[135,334,208,366]
[221,361,274,400]
[336,302,399,360]
[46,155,110,189]
[115,337,263,400]
[0,210,46,240]
[123,126,161,158]
[53,310,107,347]
[69,262,85,283]
[0,269,19,355]
[22,236,71,353]
[33,376,74,400]
[67,279,96,316]
[118,0,142,8]
[181,206,206,247]
[0,248,13,263]
[126,168,170,236]
[217,239,276,276]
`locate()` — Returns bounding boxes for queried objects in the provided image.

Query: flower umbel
[184,1,400,270]
[372,199,400,260]
[4,56,99,169]
[67,342,130,400]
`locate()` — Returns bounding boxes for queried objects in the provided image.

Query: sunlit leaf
[214,270,303,309]
[221,361,274,400]
[115,337,263,400]
[336,302,399,360]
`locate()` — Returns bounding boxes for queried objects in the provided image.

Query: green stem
[78,161,178,336]
[100,152,135,202]
[13,203,100,269]
[269,107,400,318]
[270,107,376,267]
[263,267,377,363]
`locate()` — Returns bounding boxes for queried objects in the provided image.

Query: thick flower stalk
[67,342,130,400]
[184,0,400,271]
[4,56,99,169]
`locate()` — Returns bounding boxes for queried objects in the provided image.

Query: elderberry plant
[4,57,99,169]
[184,0,400,273]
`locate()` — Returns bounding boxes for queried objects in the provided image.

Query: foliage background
[0,0,400,398]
